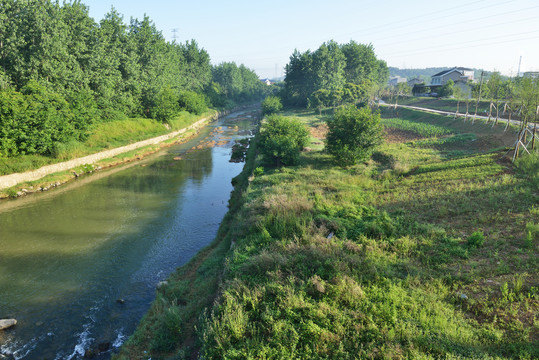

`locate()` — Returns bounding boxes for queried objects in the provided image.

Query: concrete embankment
[0,111,228,192]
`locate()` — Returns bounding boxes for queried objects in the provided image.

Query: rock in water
[0,319,17,330]
[98,342,112,352]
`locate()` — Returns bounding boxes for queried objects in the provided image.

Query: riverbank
[117,107,538,359]
[0,107,261,359]
[0,105,256,199]
[115,112,260,359]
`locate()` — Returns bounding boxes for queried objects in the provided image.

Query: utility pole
[172,28,179,43]
[517,56,522,77]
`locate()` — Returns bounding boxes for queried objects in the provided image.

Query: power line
[380,34,539,59]
[342,0,513,38]
[375,7,539,47]
[381,29,539,57]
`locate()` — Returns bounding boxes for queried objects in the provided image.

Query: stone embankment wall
[0,115,214,191]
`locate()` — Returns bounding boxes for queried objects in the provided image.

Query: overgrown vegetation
[261,95,283,115]
[0,0,269,162]
[120,106,538,359]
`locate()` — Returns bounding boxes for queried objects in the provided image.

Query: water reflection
[0,109,258,359]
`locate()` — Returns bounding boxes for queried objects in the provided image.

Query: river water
[0,109,258,359]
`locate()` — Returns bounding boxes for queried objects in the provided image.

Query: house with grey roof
[430,67,474,86]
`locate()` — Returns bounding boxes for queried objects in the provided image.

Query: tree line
[282,40,389,109]
[0,0,268,157]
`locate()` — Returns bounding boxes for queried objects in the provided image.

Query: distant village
[389,67,539,97]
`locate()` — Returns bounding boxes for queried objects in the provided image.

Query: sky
[85,0,539,79]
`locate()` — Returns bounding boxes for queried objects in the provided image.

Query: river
[0,108,258,359]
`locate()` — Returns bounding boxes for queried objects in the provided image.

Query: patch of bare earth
[384,128,424,143]
[310,123,328,139]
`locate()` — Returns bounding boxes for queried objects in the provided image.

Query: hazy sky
[86,0,539,78]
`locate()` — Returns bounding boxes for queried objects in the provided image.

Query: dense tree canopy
[0,0,266,156]
[283,41,388,107]
[212,62,267,103]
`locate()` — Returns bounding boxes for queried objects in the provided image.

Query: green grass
[0,110,214,176]
[118,107,538,359]
[382,117,452,137]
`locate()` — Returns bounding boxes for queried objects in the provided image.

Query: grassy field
[117,107,538,359]
[0,110,213,176]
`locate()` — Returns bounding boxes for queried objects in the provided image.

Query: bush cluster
[261,96,283,115]
[0,82,95,156]
[326,105,384,166]
[259,115,309,166]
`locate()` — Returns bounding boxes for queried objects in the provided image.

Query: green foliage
[178,91,208,115]
[515,151,539,190]
[0,1,224,157]
[205,82,227,108]
[524,222,538,248]
[261,95,283,115]
[212,62,267,104]
[284,40,387,107]
[439,79,455,97]
[308,88,331,113]
[196,110,538,358]
[467,231,485,248]
[382,117,452,137]
[259,115,309,166]
[0,81,95,156]
[148,87,180,122]
[326,105,383,165]
[253,166,264,177]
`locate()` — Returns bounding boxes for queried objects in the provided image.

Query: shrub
[524,222,538,248]
[259,115,309,166]
[326,104,383,166]
[467,231,485,248]
[0,81,88,156]
[178,90,208,115]
[254,166,264,177]
[261,95,283,115]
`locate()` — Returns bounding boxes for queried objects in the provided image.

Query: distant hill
[389,67,487,82]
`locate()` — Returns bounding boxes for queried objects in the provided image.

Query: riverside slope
[0,114,216,191]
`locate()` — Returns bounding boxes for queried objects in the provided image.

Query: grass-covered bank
[0,110,213,176]
[119,107,538,359]
[0,105,261,199]
[115,123,261,359]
